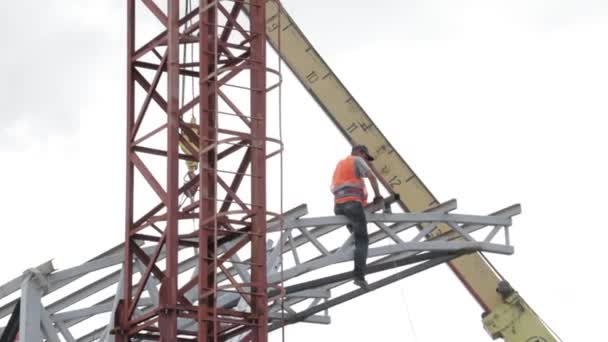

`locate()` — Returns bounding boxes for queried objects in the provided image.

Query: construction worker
[331,144,382,289]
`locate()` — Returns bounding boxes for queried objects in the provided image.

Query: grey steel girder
[0,199,520,341]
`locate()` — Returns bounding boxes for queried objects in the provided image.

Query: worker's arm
[354,156,382,201]
[366,170,381,199]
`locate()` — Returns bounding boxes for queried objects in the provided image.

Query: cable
[179,0,197,210]
[276,1,286,341]
[399,286,418,342]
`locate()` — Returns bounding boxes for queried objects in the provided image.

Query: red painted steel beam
[159,0,181,337]
[249,1,269,338]
[198,0,217,339]
[118,0,135,341]
[141,0,168,26]
[132,54,167,141]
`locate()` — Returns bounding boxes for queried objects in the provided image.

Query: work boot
[353,277,370,290]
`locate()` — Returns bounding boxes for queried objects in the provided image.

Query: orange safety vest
[331,156,368,206]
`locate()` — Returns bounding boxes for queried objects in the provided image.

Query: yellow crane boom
[262,2,558,341]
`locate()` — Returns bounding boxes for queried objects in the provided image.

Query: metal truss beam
[269,253,459,331]
[0,199,520,341]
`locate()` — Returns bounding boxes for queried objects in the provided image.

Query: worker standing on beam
[331,145,383,289]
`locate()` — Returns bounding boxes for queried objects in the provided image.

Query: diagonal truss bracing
[0,198,520,341]
[123,0,274,340]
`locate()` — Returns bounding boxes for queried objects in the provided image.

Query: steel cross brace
[0,200,520,340]
[0,206,305,340]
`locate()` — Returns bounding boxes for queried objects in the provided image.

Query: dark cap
[351,144,374,161]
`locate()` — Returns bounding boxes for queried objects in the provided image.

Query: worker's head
[351,144,374,161]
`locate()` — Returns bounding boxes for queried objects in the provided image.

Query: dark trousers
[334,201,368,280]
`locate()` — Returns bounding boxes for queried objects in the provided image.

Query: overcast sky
[1,1,607,341]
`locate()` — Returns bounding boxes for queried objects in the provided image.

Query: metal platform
[0,199,520,341]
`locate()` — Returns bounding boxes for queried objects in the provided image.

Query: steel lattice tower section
[118,0,270,340]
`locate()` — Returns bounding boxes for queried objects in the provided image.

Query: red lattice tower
[117,0,275,340]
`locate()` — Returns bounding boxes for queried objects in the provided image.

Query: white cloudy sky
[1,1,607,341]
